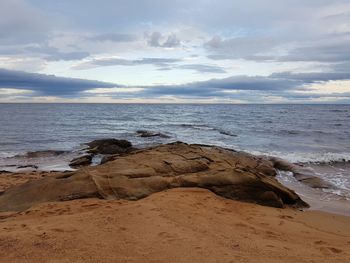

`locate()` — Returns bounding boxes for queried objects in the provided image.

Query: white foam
[246,150,350,164]
[0,151,22,158]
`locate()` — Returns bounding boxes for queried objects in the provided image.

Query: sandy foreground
[0,171,349,263]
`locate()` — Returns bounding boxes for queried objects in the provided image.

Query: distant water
[0,103,349,204]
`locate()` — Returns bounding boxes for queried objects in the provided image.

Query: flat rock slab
[0,142,308,212]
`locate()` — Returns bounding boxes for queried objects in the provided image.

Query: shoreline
[1,140,350,216]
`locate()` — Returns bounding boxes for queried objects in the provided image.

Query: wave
[246,150,350,164]
[217,129,238,137]
[329,109,348,113]
[0,151,22,159]
[279,129,300,135]
[177,123,216,131]
[175,123,239,137]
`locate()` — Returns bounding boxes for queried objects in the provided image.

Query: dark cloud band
[0,69,118,96]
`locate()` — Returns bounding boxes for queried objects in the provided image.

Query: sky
[0,0,350,103]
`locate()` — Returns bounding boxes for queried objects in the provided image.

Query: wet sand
[0,171,350,263]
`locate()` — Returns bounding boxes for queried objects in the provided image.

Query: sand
[0,183,349,262]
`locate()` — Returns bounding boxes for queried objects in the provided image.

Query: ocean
[0,103,350,210]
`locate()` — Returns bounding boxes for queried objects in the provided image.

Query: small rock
[69,155,92,167]
[17,165,39,169]
[86,139,132,155]
[100,155,116,164]
[87,139,132,149]
[136,130,170,138]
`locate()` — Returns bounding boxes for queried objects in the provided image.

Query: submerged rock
[136,130,170,138]
[0,142,308,212]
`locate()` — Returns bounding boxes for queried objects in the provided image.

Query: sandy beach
[0,185,349,262]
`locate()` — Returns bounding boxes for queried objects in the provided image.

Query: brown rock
[0,142,308,212]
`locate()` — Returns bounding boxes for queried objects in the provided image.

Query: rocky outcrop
[0,142,308,212]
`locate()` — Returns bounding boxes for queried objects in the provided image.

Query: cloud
[147,32,162,47]
[146,32,181,48]
[87,33,137,42]
[26,45,90,61]
[206,33,350,67]
[74,57,182,70]
[277,38,350,63]
[0,68,119,96]
[0,0,49,45]
[175,64,226,73]
[205,35,280,61]
[332,61,350,72]
[138,75,299,98]
[74,57,226,74]
[162,34,181,48]
[133,71,350,99]
[270,72,350,83]
[45,51,90,61]
[1,68,350,103]
[201,1,350,65]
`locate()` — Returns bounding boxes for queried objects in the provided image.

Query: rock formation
[0,142,308,212]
